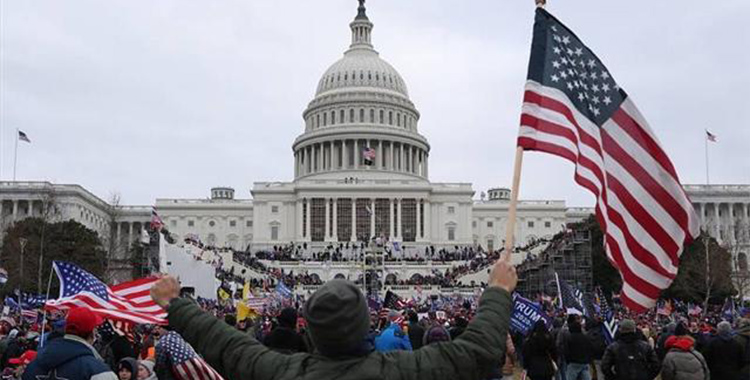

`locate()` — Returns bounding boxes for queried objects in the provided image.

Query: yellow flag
[237,282,252,321]
[218,288,230,301]
[242,282,251,300]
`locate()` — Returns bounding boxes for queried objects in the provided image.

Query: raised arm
[386,257,517,380]
[152,277,290,380]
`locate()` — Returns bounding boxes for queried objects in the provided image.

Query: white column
[351,198,357,241]
[297,200,303,240]
[700,203,706,229]
[116,222,122,244]
[425,152,429,178]
[376,140,382,169]
[396,199,402,239]
[333,199,338,240]
[391,142,396,170]
[400,144,405,172]
[370,198,375,238]
[12,200,18,220]
[333,141,339,169]
[743,203,749,232]
[389,198,395,238]
[128,222,133,244]
[730,203,737,244]
[325,198,331,240]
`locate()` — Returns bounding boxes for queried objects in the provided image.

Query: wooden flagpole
[502,0,545,261]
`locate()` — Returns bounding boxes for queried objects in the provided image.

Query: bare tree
[100,192,128,283]
[35,184,61,293]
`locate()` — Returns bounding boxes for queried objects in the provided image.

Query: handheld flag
[519,8,700,311]
[384,290,406,310]
[45,261,166,325]
[363,147,376,166]
[556,273,583,315]
[156,331,225,380]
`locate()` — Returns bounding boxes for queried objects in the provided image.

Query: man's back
[601,333,659,380]
[22,335,117,380]
[375,324,412,352]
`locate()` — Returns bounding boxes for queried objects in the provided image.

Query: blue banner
[510,294,551,334]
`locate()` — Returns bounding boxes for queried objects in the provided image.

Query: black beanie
[303,279,370,356]
[675,322,689,336]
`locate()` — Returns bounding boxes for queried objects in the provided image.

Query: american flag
[157,331,224,380]
[597,287,618,344]
[384,290,406,310]
[45,261,166,325]
[705,130,717,142]
[245,296,268,312]
[518,8,699,312]
[363,147,376,165]
[151,207,165,231]
[18,130,30,143]
[555,274,583,315]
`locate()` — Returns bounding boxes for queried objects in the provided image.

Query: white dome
[315,49,409,97]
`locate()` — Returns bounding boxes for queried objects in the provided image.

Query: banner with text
[510,293,551,334]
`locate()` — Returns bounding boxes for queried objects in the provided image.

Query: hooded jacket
[601,332,660,380]
[661,336,710,380]
[166,284,513,380]
[375,323,412,352]
[22,334,118,380]
[734,324,750,378]
[138,360,158,380]
[704,329,743,380]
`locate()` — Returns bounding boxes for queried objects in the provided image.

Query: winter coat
[165,287,513,380]
[703,333,743,380]
[585,321,607,360]
[661,336,709,380]
[562,328,594,364]
[522,331,557,379]
[263,326,308,353]
[601,332,660,380]
[22,334,118,380]
[734,326,750,378]
[375,323,413,352]
[407,321,425,351]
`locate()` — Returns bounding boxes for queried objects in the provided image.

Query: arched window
[339,109,344,124]
[397,113,401,127]
[359,109,365,122]
[323,112,327,126]
[368,71,372,80]
[379,110,384,123]
[331,111,336,125]
[370,109,375,122]
[389,111,393,125]
[350,108,355,123]
[316,114,320,128]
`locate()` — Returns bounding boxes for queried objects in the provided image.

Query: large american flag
[519,8,699,311]
[45,261,166,325]
[157,331,224,380]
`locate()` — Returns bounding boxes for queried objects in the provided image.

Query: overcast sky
[1,0,748,207]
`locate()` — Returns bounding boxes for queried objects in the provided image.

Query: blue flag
[511,293,551,334]
[275,282,293,298]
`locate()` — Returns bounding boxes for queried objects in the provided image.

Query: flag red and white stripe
[46,263,166,325]
[519,81,699,311]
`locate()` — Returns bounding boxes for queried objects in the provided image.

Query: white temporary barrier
[163,243,218,299]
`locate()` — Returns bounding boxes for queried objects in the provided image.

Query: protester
[600,319,659,380]
[560,316,593,380]
[656,322,677,361]
[522,320,558,380]
[262,307,308,353]
[406,310,425,350]
[149,257,517,379]
[661,323,709,380]
[375,310,412,352]
[735,318,750,378]
[584,318,607,380]
[137,360,158,380]
[6,350,36,380]
[22,307,118,380]
[118,358,139,380]
[422,325,451,346]
[703,321,743,380]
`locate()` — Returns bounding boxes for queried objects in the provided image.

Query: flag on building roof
[363,147,376,166]
[555,273,583,315]
[45,261,166,325]
[705,130,717,142]
[157,331,224,380]
[518,8,700,312]
[18,130,30,143]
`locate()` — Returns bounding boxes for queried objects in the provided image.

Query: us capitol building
[0,2,748,274]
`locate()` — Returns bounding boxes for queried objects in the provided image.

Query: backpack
[614,341,651,380]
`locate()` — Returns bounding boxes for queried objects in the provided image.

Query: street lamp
[19,237,27,297]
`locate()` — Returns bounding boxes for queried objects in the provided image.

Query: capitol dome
[293,1,430,182]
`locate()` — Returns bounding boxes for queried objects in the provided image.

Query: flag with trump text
[45,261,166,325]
[518,8,699,311]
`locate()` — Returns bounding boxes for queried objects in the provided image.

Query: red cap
[65,308,103,336]
[8,350,37,365]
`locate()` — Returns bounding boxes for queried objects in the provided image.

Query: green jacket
[167,287,512,380]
